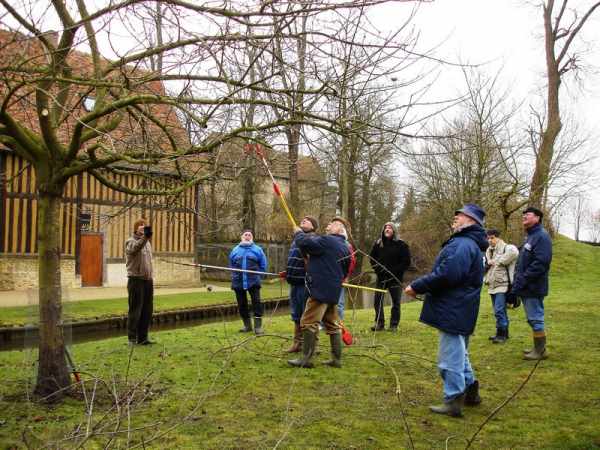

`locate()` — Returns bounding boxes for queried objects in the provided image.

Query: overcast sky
[371,0,600,239]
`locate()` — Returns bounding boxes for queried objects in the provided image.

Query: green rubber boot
[288,330,316,368]
[324,333,342,368]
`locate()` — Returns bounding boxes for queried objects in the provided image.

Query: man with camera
[125,219,155,345]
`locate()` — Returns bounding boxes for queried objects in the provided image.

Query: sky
[370,0,600,239]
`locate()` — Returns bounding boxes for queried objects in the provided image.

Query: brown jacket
[125,234,153,280]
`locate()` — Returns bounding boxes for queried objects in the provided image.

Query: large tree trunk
[286,125,301,215]
[528,3,562,208]
[34,190,71,400]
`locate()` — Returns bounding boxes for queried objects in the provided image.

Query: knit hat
[302,215,319,231]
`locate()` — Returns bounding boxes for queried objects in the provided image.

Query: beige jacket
[125,234,153,280]
[484,239,518,294]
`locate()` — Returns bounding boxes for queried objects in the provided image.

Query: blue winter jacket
[511,223,552,298]
[411,224,488,336]
[295,232,350,304]
[286,233,309,286]
[229,242,268,290]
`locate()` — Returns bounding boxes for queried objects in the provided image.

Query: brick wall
[0,256,79,291]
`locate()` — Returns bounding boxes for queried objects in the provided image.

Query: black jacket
[369,223,411,284]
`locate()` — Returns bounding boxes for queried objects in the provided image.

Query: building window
[83,96,96,112]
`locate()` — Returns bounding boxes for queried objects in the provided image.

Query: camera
[143,225,153,238]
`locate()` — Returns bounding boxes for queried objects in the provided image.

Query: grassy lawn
[0,282,289,326]
[0,236,599,448]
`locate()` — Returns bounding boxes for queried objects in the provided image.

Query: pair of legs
[234,285,265,334]
[288,297,342,368]
[287,284,309,352]
[431,331,480,417]
[373,279,401,329]
[234,285,264,319]
[490,292,509,342]
[522,297,547,360]
[127,277,154,344]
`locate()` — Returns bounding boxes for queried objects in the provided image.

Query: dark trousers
[374,279,402,327]
[127,277,154,343]
[234,285,263,319]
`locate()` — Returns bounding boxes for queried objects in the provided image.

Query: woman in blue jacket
[229,230,268,335]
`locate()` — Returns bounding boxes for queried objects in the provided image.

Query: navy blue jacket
[411,224,488,336]
[511,223,552,298]
[295,232,350,304]
[229,243,268,290]
[286,233,309,286]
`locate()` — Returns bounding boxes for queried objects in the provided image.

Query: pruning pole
[64,347,81,383]
[245,143,298,228]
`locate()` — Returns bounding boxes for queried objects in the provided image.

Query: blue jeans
[338,288,345,320]
[523,297,545,332]
[289,284,309,323]
[438,332,476,401]
[490,293,509,328]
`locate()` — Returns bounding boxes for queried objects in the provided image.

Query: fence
[195,242,290,280]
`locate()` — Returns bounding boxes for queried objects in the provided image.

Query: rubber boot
[489,328,499,340]
[429,394,465,417]
[254,317,264,335]
[324,333,342,368]
[239,317,252,333]
[523,334,548,360]
[288,330,316,368]
[464,380,481,406]
[492,327,508,344]
[286,323,302,353]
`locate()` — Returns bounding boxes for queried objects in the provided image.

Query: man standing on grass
[511,207,552,360]
[288,217,351,369]
[125,219,155,345]
[369,222,411,332]
[284,216,318,353]
[484,229,519,344]
[405,204,488,417]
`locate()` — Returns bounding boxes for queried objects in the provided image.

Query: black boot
[370,324,385,332]
[324,333,342,368]
[429,394,465,417]
[288,330,316,368]
[524,334,548,360]
[492,327,508,344]
[464,380,481,406]
[489,328,499,340]
[254,317,264,335]
[239,318,252,333]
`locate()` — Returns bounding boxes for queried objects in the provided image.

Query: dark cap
[454,203,486,226]
[523,206,544,219]
[302,215,319,231]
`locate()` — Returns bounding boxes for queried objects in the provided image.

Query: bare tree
[528,0,600,207]
[0,0,419,399]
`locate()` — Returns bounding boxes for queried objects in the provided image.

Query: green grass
[0,235,599,448]
[0,282,289,326]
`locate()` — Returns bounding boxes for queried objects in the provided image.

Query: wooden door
[80,233,103,287]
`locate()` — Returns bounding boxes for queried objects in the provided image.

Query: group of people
[404,204,552,417]
[123,203,552,418]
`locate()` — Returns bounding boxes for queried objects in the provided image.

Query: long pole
[163,260,387,293]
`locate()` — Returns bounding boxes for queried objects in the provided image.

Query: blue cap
[455,204,486,226]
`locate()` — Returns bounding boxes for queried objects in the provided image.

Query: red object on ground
[341,325,353,346]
